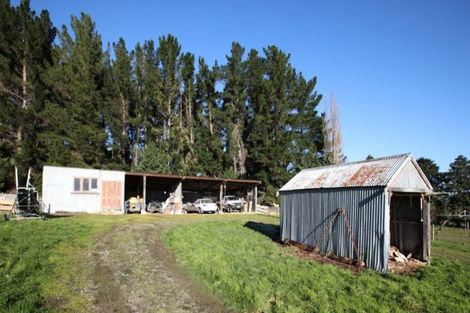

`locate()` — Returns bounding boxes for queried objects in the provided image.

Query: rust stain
[280,154,411,191]
[345,165,387,187]
[312,173,328,187]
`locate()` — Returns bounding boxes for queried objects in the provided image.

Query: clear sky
[17,0,470,171]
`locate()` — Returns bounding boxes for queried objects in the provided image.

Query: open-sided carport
[125,172,261,212]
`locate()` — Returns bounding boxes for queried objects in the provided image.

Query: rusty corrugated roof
[280,153,411,191]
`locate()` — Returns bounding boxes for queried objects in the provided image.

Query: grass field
[432,226,470,265]
[1,214,469,312]
[164,218,470,313]
[0,214,269,312]
[0,215,125,312]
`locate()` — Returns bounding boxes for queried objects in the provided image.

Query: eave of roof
[125,171,261,185]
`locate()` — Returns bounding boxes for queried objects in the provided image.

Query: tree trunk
[16,127,22,151]
[22,60,27,109]
[237,134,247,177]
[120,93,127,164]
[231,124,247,177]
[133,114,141,167]
[165,100,172,141]
[188,94,194,144]
[179,99,183,130]
[208,104,214,136]
[15,57,28,151]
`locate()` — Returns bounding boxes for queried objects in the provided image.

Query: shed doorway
[390,193,423,259]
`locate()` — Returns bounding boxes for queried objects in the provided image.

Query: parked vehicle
[183,202,198,213]
[194,198,217,214]
[125,197,144,213]
[146,201,163,213]
[219,195,244,213]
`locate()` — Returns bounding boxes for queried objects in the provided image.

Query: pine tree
[245,49,267,180]
[1,2,327,199]
[417,157,441,189]
[135,142,171,174]
[447,155,470,213]
[157,35,181,144]
[260,46,298,200]
[0,0,18,189]
[106,38,134,166]
[43,13,107,167]
[0,0,55,189]
[179,52,199,174]
[417,157,449,216]
[194,58,224,176]
[222,42,248,177]
[289,73,323,170]
[129,42,145,166]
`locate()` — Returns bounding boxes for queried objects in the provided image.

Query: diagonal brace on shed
[314,207,363,265]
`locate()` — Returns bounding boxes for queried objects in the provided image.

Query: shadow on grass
[244,221,281,242]
[2,213,75,222]
[43,213,75,219]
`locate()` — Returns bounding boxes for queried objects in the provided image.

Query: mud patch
[88,223,231,313]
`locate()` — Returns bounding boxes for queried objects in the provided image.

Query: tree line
[417,155,470,217]
[0,0,326,202]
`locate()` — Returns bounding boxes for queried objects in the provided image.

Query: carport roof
[125,171,261,187]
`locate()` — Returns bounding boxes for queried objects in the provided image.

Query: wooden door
[101,181,122,213]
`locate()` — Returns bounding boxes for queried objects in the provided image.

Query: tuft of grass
[164,218,470,313]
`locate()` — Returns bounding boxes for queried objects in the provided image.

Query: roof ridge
[302,153,411,172]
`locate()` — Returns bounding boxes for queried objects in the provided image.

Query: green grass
[0,215,147,312]
[164,217,470,313]
[0,213,272,312]
[432,226,470,265]
[1,214,469,312]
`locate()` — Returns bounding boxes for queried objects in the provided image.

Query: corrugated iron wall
[280,187,389,272]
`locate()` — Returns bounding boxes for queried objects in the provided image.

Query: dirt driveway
[88,223,232,313]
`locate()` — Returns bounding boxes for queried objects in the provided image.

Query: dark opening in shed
[390,193,424,258]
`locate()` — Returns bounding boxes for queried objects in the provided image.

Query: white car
[194,198,217,214]
[220,195,245,212]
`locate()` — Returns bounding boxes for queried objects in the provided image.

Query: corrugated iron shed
[280,153,431,191]
[279,153,432,272]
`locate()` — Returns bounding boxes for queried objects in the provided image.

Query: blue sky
[18,0,470,170]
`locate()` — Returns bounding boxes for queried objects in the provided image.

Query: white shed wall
[388,160,430,192]
[42,166,125,214]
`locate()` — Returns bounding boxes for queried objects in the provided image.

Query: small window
[73,177,98,192]
[91,178,98,190]
[74,178,81,191]
[83,178,90,191]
